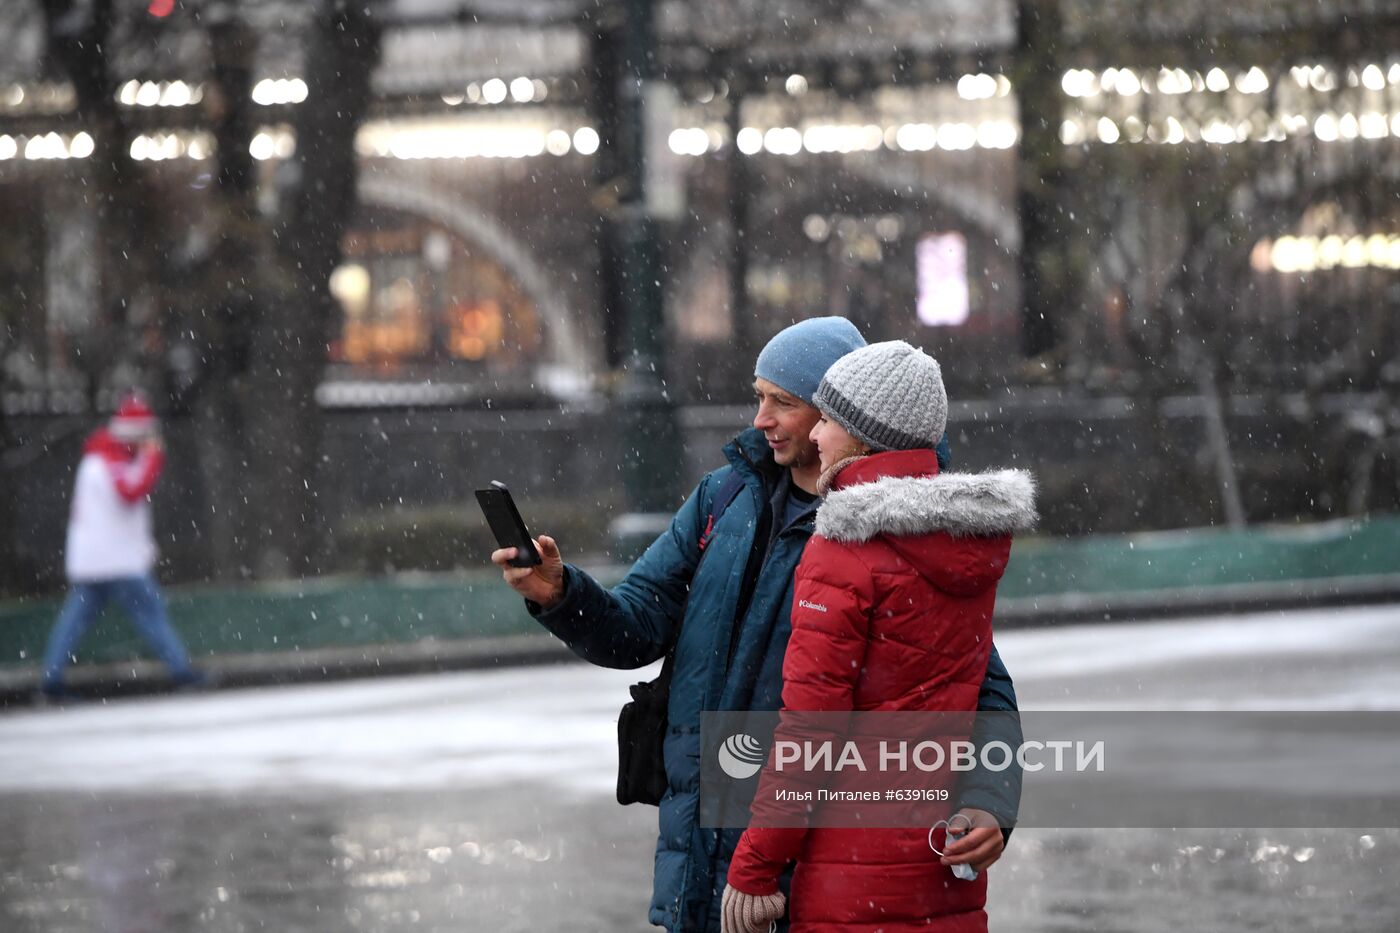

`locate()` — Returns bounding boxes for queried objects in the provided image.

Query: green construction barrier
[3,515,1398,672]
[997,516,1400,598]
[0,577,534,672]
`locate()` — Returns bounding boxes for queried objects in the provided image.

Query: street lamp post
[597,0,681,542]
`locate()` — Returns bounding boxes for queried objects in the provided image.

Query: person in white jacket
[39,392,204,700]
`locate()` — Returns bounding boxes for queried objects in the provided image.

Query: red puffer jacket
[727,448,1036,933]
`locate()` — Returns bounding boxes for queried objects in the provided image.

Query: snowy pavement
[2,605,1399,931]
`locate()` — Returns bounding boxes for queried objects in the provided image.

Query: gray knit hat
[812,340,947,451]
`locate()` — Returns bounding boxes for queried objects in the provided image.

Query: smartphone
[475,481,542,567]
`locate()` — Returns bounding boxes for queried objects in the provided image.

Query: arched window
[329,206,543,374]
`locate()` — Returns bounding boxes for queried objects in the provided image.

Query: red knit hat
[109,391,158,441]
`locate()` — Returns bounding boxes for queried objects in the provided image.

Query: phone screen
[475,482,542,567]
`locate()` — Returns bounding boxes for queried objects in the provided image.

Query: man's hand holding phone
[478,481,566,609]
[491,535,566,609]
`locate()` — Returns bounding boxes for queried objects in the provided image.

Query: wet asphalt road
[2,605,1398,932]
[2,790,1396,933]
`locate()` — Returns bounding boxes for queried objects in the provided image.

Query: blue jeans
[42,575,197,688]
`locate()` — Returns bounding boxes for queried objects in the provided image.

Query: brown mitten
[721,883,787,933]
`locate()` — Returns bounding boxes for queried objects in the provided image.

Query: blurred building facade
[1,0,1398,588]
[2,1,1397,402]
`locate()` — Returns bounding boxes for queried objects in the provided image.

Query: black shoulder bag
[616,471,747,805]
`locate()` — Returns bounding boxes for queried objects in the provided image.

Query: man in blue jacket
[492,317,1021,932]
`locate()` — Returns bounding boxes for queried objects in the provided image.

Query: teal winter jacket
[531,428,1021,932]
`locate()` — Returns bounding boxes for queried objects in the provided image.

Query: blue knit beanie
[754,317,866,404]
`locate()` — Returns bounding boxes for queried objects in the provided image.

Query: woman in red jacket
[722,341,1036,933]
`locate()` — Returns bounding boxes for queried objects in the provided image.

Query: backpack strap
[697,469,747,552]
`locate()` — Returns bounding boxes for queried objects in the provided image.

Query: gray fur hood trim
[815,470,1037,542]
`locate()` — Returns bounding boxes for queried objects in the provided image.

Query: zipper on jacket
[723,497,816,673]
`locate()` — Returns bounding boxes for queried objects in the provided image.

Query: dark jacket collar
[724,427,782,488]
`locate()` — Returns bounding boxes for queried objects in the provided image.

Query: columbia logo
[799,599,828,613]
